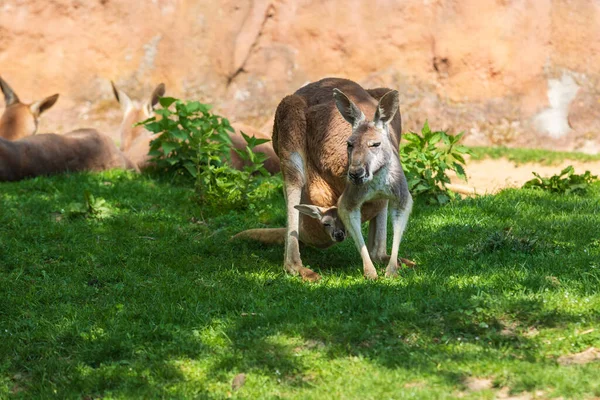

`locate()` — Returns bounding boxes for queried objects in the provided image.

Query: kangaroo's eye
[369,142,381,148]
[347,141,353,148]
[323,223,331,227]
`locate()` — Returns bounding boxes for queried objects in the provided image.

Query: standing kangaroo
[273,77,412,281]
[0,76,59,140]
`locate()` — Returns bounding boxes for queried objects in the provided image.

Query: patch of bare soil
[557,347,600,366]
[464,377,494,391]
[449,158,600,194]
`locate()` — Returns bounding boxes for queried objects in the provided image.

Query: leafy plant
[400,121,471,205]
[522,166,598,195]
[139,97,275,209]
[140,97,234,179]
[62,190,114,219]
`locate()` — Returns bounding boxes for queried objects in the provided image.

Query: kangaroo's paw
[363,265,379,280]
[372,254,416,268]
[385,264,400,278]
[399,257,416,268]
[299,267,321,282]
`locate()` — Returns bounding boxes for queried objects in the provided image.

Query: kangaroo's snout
[334,231,346,242]
[348,166,368,184]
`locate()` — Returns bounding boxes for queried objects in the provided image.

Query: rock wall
[1,0,599,151]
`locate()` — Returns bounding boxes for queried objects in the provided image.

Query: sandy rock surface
[0,0,599,151]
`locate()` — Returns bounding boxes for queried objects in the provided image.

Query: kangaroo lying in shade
[112,82,280,174]
[0,130,137,182]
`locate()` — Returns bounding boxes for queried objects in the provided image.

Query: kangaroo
[0,76,59,140]
[0,129,137,182]
[273,77,412,281]
[111,81,166,170]
[112,83,280,174]
[232,204,346,247]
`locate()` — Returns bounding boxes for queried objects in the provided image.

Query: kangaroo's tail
[231,228,287,245]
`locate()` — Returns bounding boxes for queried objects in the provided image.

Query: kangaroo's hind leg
[273,95,320,282]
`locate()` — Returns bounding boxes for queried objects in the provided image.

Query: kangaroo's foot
[400,257,416,268]
[372,254,416,268]
[363,263,379,280]
[375,255,416,278]
[284,261,321,282]
[299,266,321,282]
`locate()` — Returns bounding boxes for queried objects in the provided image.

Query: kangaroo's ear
[150,83,166,108]
[30,93,59,117]
[373,90,399,125]
[333,88,365,127]
[111,81,133,113]
[0,76,20,106]
[295,204,324,220]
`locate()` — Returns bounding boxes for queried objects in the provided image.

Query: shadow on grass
[1,173,599,397]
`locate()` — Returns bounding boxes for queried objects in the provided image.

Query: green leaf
[159,97,178,108]
[161,141,178,156]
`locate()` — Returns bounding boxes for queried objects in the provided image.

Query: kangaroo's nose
[348,167,365,181]
[334,231,345,242]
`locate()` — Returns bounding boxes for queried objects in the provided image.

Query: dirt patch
[464,377,494,391]
[557,347,600,366]
[450,158,600,194]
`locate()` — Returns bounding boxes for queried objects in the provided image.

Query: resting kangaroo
[0,76,59,140]
[273,77,412,281]
[112,81,166,170]
[0,130,137,182]
[112,82,280,174]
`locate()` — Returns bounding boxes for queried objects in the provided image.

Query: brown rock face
[1,0,599,151]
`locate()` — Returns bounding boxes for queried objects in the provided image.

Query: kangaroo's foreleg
[385,194,413,278]
[339,203,378,280]
[367,201,388,263]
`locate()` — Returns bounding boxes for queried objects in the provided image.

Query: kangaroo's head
[333,88,399,185]
[111,81,165,151]
[295,204,346,242]
[0,76,59,140]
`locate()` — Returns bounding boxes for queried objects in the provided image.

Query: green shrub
[400,121,470,205]
[139,97,275,210]
[61,190,114,220]
[522,166,598,195]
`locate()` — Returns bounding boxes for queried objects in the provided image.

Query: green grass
[468,146,600,165]
[1,171,600,399]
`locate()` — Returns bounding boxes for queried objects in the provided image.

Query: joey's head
[0,76,59,140]
[333,88,399,185]
[111,81,165,151]
[295,204,346,242]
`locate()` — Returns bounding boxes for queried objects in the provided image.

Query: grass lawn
[468,146,600,165]
[1,169,599,399]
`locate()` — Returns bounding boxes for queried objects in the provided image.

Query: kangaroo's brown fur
[0,76,59,140]
[272,77,411,281]
[112,82,165,170]
[0,129,137,182]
